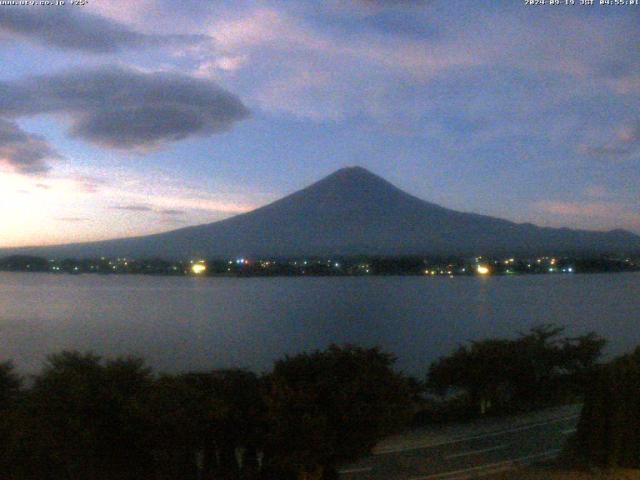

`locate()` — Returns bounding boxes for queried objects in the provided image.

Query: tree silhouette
[0,345,415,480]
[148,369,265,479]
[17,351,154,480]
[0,362,22,477]
[264,344,415,479]
[576,347,640,468]
[427,325,605,414]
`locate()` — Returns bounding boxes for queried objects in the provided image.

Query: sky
[0,0,638,247]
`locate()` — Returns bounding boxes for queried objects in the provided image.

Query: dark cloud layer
[0,8,207,53]
[0,67,250,150]
[0,118,59,175]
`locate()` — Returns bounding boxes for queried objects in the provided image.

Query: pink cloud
[534,200,640,232]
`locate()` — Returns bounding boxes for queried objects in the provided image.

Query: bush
[11,352,155,480]
[148,369,266,479]
[0,345,415,480]
[427,325,605,416]
[263,344,416,479]
[575,347,640,468]
[0,362,22,476]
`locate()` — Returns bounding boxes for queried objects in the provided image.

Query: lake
[1,272,638,377]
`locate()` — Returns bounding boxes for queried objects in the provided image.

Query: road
[339,404,581,480]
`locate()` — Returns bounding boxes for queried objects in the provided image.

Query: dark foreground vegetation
[485,346,640,478]
[0,346,415,480]
[424,325,606,420]
[574,346,640,469]
[1,325,638,479]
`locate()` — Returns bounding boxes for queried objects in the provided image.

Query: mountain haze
[5,167,640,259]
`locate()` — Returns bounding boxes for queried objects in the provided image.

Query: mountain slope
[5,167,640,258]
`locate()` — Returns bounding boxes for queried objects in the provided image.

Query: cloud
[189,2,639,140]
[584,186,608,199]
[0,119,59,175]
[0,7,207,53]
[534,200,640,233]
[0,66,250,150]
[111,205,154,212]
[356,0,428,6]
[198,8,476,121]
[89,0,212,34]
[194,55,249,78]
[110,205,185,216]
[72,174,109,193]
[580,122,640,160]
[209,9,328,53]
[106,204,189,229]
[536,201,619,218]
[325,0,429,18]
[158,209,185,216]
[35,183,51,190]
[580,145,631,158]
[55,217,88,223]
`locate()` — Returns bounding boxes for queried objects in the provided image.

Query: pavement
[339,404,582,480]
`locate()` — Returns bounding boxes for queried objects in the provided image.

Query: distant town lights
[191,263,207,275]
[477,265,490,275]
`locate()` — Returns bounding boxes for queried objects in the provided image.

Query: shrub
[264,344,415,479]
[427,325,605,415]
[575,348,640,468]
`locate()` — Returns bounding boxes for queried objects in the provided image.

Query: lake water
[1,272,639,377]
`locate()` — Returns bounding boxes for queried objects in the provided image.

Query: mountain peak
[319,166,395,188]
[322,166,380,183]
[333,165,374,176]
[305,166,403,202]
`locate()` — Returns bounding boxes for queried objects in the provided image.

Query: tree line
[0,345,415,480]
[2,325,638,479]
